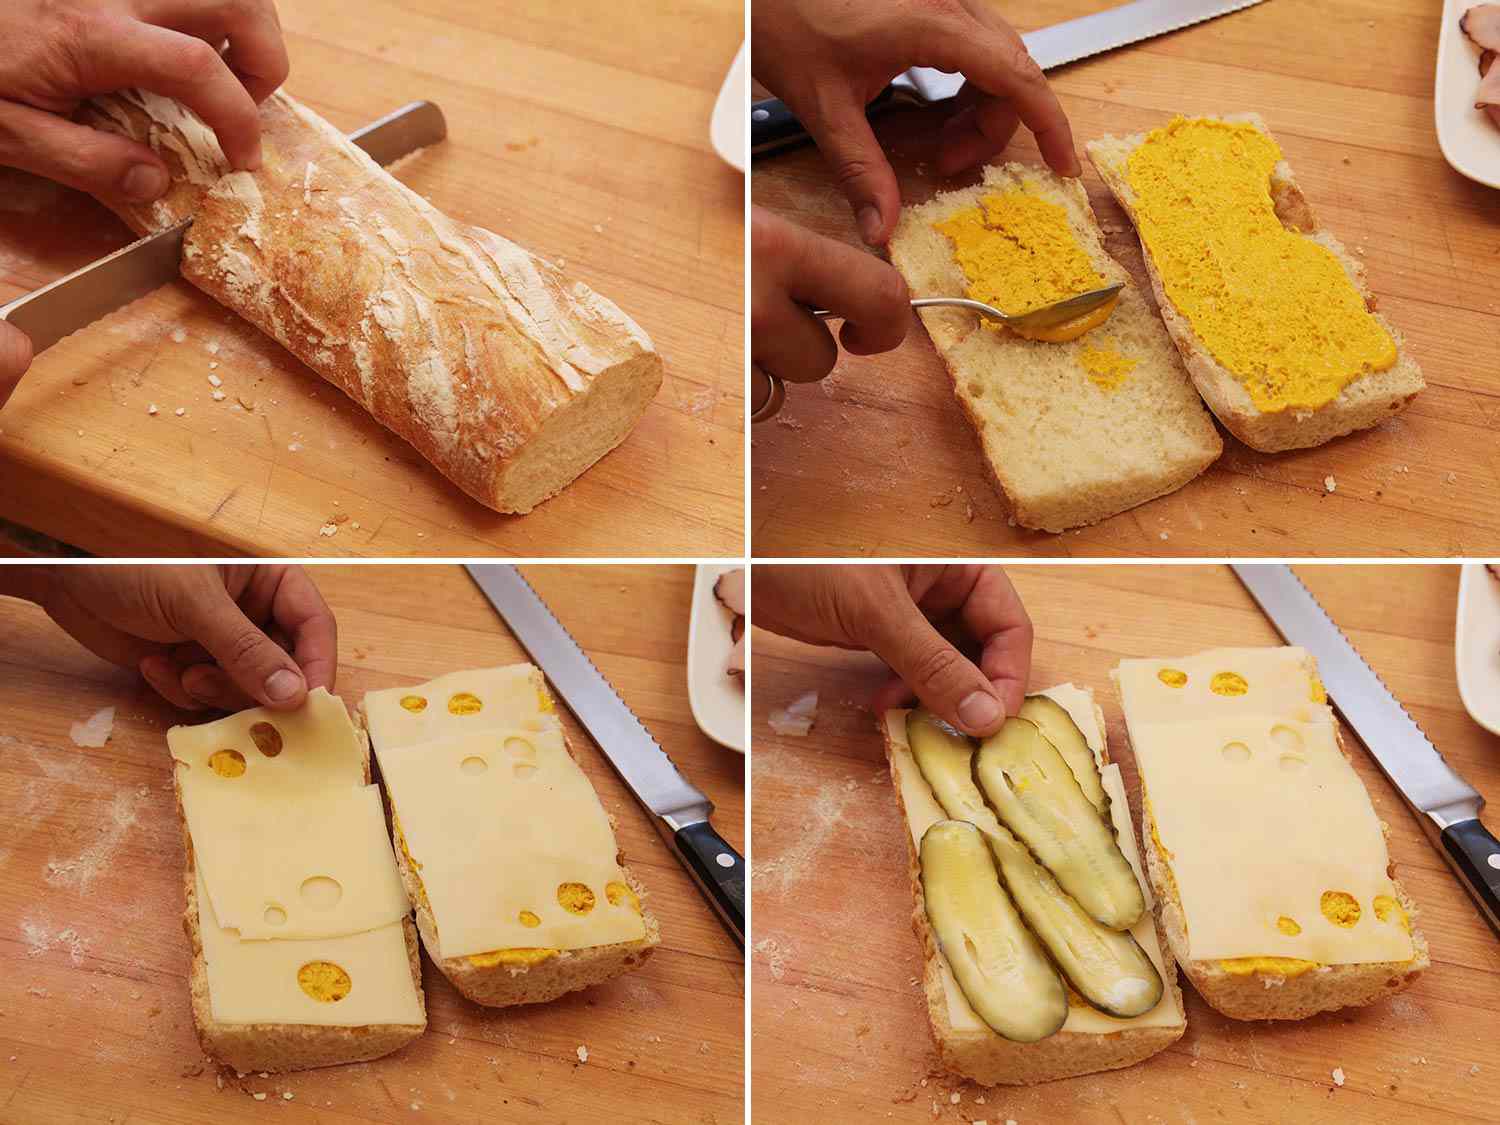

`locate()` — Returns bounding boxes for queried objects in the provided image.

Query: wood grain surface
[751,0,1500,557]
[0,564,744,1123]
[751,564,1500,1122]
[0,0,745,558]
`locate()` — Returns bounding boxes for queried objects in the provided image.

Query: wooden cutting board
[0,0,744,558]
[752,0,1500,557]
[751,564,1500,1123]
[0,564,744,1123]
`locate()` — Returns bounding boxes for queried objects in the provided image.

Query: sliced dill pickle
[907,709,1161,1017]
[975,718,1145,930]
[918,819,1068,1042]
[1017,695,1108,813]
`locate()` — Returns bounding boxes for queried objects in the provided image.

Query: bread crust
[174,717,426,1074]
[80,88,663,514]
[1086,113,1424,453]
[881,705,1186,1085]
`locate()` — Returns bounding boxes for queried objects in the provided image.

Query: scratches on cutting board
[206,486,239,523]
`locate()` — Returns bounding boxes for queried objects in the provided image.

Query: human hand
[752,206,910,389]
[0,320,33,409]
[7,564,335,712]
[0,0,288,203]
[752,0,1077,247]
[752,564,1033,737]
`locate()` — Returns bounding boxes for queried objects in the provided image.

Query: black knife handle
[672,821,745,949]
[1439,818,1500,937]
[751,88,899,160]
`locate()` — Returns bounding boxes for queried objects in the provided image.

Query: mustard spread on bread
[934,188,1118,342]
[1124,117,1396,413]
[1078,340,1139,390]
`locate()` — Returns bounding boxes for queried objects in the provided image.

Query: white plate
[687,563,745,753]
[1456,564,1500,735]
[710,43,747,173]
[1435,1,1500,189]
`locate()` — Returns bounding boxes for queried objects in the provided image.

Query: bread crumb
[209,361,219,370]
[170,328,187,343]
[252,1092,267,1101]
[1445,471,1458,484]
[1159,531,1169,540]
[76,428,84,437]
[593,223,604,233]
[174,407,185,417]
[319,524,338,538]
[1324,475,1337,493]
[950,1092,961,1104]
[259,1072,269,1078]
[1470,1064,1482,1076]
[69,706,115,748]
[206,340,220,355]
[211,390,226,402]
[769,691,818,736]
[288,442,303,452]
[147,403,158,415]
[1332,1066,1346,1087]
[207,374,222,387]
[283,1092,294,1100]
[576,1045,588,1063]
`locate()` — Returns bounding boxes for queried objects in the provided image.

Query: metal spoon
[812,283,1124,334]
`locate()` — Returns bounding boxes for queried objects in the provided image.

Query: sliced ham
[1462,6,1500,124]
[714,568,745,679]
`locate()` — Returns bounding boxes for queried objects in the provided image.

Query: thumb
[169,580,308,710]
[803,94,902,246]
[0,99,170,204]
[0,319,33,408]
[864,602,1006,737]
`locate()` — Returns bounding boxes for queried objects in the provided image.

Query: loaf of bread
[81,89,663,513]
[888,164,1222,533]
[1087,113,1423,453]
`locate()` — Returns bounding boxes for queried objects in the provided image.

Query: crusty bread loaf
[175,720,426,1074]
[1131,726,1430,1021]
[80,89,663,513]
[888,164,1222,533]
[1087,113,1424,453]
[881,698,1186,1085]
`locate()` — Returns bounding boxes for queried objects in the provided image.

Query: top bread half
[1087,113,1424,453]
[888,164,1223,533]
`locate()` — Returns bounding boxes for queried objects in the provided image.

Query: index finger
[269,567,339,692]
[82,20,263,169]
[925,20,1079,176]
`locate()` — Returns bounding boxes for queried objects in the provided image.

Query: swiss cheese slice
[363,665,547,750]
[196,870,423,1027]
[168,689,409,940]
[886,684,1183,1036]
[1116,647,1415,966]
[374,722,647,958]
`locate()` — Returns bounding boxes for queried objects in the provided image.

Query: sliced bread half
[1087,113,1424,452]
[882,686,1186,1085]
[888,163,1223,534]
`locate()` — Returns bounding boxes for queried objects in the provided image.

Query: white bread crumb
[1332,1066,1346,1087]
[576,1045,588,1063]
[1324,475,1337,493]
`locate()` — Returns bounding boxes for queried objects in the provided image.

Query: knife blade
[1233,564,1500,936]
[0,99,446,355]
[465,564,745,947]
[751,0,1266,157]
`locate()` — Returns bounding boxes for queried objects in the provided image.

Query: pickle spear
[907,710,1162,1018]
[1018,695,1108,813]
[975,717,1146,930]
[919,819,1068,1042]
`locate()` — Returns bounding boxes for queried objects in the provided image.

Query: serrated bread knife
[1233,564,1500,937]
[465,565,745,948]
[0,100,447,355]
[751,0,1266,157]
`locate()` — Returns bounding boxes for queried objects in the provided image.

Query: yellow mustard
[1217,956,1319,977]
[468,948,559,968]
[1124,117,1395,412]
[934,189,1113,342]
[1078,340,1139,391]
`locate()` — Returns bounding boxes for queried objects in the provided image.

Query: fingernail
[957,691,1002,731]
[265,668,302,702]
[856,205,881,245]
[121,164,169,202]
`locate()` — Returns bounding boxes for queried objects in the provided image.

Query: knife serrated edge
[465,565,713,831]
[0,99,445,355]
[895,0,1267,101]
[1233,564,1483,833]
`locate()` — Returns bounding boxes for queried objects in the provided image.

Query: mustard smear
[1079,339,1139,391]
[1124,117,1395,412]
[1217,956,1319,977]
[934,189,1112,341]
